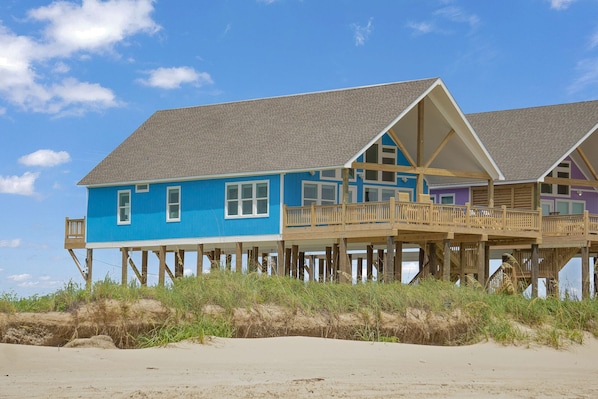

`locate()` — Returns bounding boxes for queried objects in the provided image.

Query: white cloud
[568,57,598,94]
[257,0,278,4]
[19,149,71,167]
[138,66,213,89]
[407,21,435,35]
[0,239,21,248]
[351,18,373,46]
[548,0,576,10]
[184,268,193,277]
[7,273,32,282]
[0,0,159,115]
[434,6,479,30]
[0,172,38,195]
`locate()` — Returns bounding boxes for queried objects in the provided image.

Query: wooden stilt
[395,241,402,283]
[141,250,148,286]
[196,244,203,277]
[582,246,590,300]
[261,253,268,274]
[86,248,93,290]
[318,257,324,282]
[299,252,305,281]
[158,245,166,287]
[121,247,128,286]
[236,242,243,273]
[325,246,332,282]
[428,243,437,278]
[356,257,363,283]
[175,249,185,277]
[459,244,466,286]
[276,240,285,276]
[339,237,351,283]
[443,239,451,281]
[366,245,373,281]
[385,236,394,283]
[333,244,340,282]
[213,248,221,270]
[377,248,384,281]
[531,244,539,298]
[291,245,299,278]
[285,247,292,277]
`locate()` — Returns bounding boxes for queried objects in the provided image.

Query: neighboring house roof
[79,78,501,186]
[467,100,598,183]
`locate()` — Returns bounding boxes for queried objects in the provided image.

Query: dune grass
[2,271,598,348]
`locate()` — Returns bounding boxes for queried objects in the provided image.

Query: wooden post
[366,245,374,281]
[325,246,332,282]
[213,248,221,270]
[252,246,259,272]
[318,257,324,282]
[356,257,363,283]
[459,244,466,286]
[443,239,451,281]
[418,248,426,274]
[487,179,494,208]
[261,253,268,274]
[428,243,437,278]
[196,244,203,277]
[141,250,148,286]
[531,244,539,298]
[175,249,185,278]
[332,244,339,282]
[158,245,166,287]
[285,247,292,277]
[342,168,349,227]
[477,241,486,288]
[291,245,299,278]
[484,243,490,290]
[85,248,93,290]
[395,241,403,283]
[299,252,305,281]
[582,246,590,300]
[339,237,351,283]
[385,236,394,282]
[236,242,243,273]
[416,100,425,199]
[593,257,598,298]
[121,247,128,286]
[276,240,285,276]
[377,248,384,281]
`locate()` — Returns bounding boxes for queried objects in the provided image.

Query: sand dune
[2,336,598,398]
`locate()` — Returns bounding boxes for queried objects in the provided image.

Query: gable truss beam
[351,162,491,180]
[577,147,598,181]
[424,129,455,168]
[387,128,416,167]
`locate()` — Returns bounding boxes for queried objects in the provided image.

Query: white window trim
[225,180,270,219]
[135,183,149,193]
[364,141,397,185]
[117,189,131,225]
[541,200,554,216]
[302,181,338,206]
[166,186,181,222]
[363,186,402,203]
[320,169,356,182]
[555,199,585,215]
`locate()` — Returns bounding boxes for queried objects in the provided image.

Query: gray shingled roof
[80,78,439,186]
[467,100,598,182]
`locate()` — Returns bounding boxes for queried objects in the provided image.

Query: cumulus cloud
[351,18,373,46]
[0,239,21,248]
[19,149,71,167]
[0,0,159,115]
[0,172,39,195]
[7,273,32,282]
[548,0,576,10]
[137,66,213,89]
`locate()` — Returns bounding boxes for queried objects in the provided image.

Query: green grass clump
[2,271,598,349]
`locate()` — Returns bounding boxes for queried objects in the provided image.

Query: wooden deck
[64,217,85,249]
[541,211,598,246]
[283,198,542,243]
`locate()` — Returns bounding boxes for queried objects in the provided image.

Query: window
[167,187,180,222]
[556,200,584,215]
[541,162,570,196]
[320,169,355,181]
[303,182,337,205]
[364,142,396,183]
[117,190,131,225]
[439,194,455,205]
[226,181,269,218]
[364,186,399,202]
[541,200,554,216]
[135,183,149,193]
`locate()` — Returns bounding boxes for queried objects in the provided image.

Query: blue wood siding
[86,175,281,243]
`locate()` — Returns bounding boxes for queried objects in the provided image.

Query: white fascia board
[86,234,284,250]
[429,80,505,181]
[344,79,440,168]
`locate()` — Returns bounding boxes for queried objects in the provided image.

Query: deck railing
[64,217,85,249]
[542,211,598,237]
[285,199,541,233]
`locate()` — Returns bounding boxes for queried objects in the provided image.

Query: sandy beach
[2,336,598,398]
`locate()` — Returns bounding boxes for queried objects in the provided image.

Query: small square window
[136,183,149,193]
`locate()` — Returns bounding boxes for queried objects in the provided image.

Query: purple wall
[430,187,470,205]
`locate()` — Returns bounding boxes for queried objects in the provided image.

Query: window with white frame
[364,186,399,202]
[167,187,181,222]
[117,190,131,225]
[364,142,396,184]
[556,200,584,215]
[226,181,269,218]
[541,161,570,196]
[135,183,149,193]
[541,200,554,216]
[320,169,355,181]
[438,194,455,205]
[303,182,337,205]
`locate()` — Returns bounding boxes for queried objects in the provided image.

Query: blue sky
[0,0,596,297]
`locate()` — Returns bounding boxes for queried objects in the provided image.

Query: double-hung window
[541,162,570,196]
[117,190,131,225]
[226,181,269,218]
[167,186,181,222]
[303,182,337,205]
[364,142,397,183]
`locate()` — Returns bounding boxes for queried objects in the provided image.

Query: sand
[2,337,598,398]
